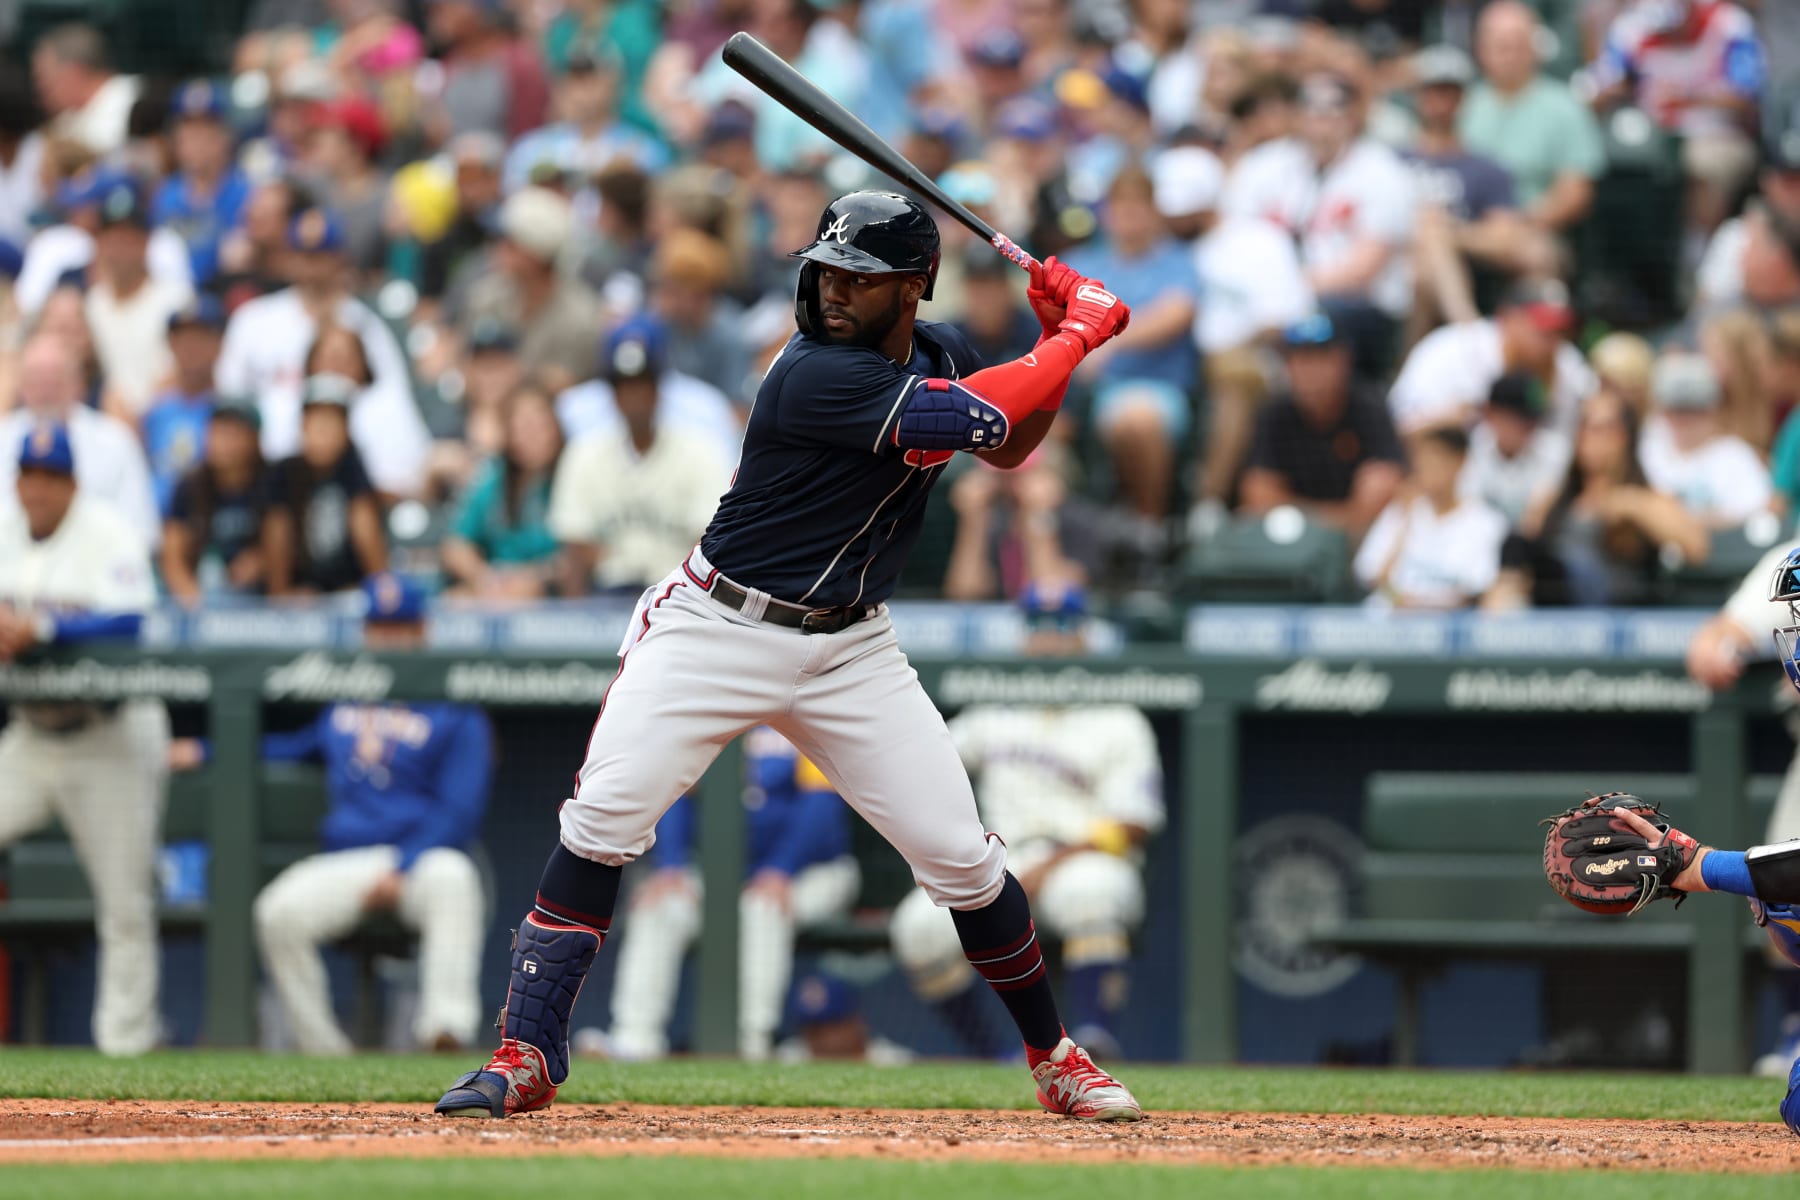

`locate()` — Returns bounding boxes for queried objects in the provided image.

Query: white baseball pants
[605,856,861,1059]
[560,549,1007,909]
[0,701,168,1055]
[254,845,485,1054]
[889,848,1145,1000]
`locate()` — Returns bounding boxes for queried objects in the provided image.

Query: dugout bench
[1317,771,1787,1066]
[0,764,442,1047]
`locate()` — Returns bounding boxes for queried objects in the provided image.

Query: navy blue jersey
[701,320,983,607]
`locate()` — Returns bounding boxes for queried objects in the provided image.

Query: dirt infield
[1,1100,1796,1173]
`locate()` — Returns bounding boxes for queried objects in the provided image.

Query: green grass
[2,1158,1790,1200]
[0,1048,1786,1123]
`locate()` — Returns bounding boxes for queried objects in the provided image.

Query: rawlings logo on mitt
[1541,793,1705,915]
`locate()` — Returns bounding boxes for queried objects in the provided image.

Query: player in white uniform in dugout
[0,422,167,1054]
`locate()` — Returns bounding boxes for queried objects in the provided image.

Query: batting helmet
[791,191,940,335]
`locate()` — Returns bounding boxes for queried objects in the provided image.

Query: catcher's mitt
[1541,793,1705,915]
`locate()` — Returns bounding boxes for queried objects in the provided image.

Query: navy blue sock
[951,872,1064,1053]
[933,982,1009,1059]
[535,842,622,931]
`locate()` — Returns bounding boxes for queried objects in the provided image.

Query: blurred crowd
[0,0,1798,612]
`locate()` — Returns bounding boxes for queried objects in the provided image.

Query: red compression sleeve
[963,331,1083,423]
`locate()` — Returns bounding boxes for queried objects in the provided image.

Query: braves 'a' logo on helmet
[821,214,852,243]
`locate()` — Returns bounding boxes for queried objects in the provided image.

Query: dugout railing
[0,628,1780,1070]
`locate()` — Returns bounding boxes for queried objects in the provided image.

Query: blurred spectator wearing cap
[548,318,732,594]
[503,49,667,196]
[1639,351,1773,529]
[679,0,868,173]
[1460,2,1605,235]
[150,80,252,289]
[0,333,158,550]
[31,23,139,158]
[440,379,573,601]
[143,298,226,514]
[988,99,1090,259]
[1696,133,1800,310]
[1223,72,1417,380]
[1355,426,1507,610]
[890,582,1163,1060]
[171,573,493,1055]
[0,71,46,247]
[1239,313,1404,540]
[262,370,389,596]
[542,0,663,136]
[1061,63,1158,205]
[967,29,1032,135]
[162,397,272,605]
[556,327,741,469]
[298,96,391,278]
[1403,45,1551,331]
[1064,164,1201,522]
[421,0,550,147]
[82,179,196,424]
[1388,279,1597,438]
[1460,372,1572,530]
[649,227,751,404]
[954,243,1042,369]
[1499,388,1707,607]
[1583,0,1766,249]
[1154,144,1313,526]
[456,186,601,391]
[15,166,195,318]
[0,419,165,1058]
[216,207,431,495]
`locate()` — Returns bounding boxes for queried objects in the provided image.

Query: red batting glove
[1056,280,1131,355]
[1026,255,1081,335]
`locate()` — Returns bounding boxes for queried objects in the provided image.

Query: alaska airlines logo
[821,214,852,243]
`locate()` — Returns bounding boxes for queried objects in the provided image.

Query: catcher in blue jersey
[1543,546,1800,1135]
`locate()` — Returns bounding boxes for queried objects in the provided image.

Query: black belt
[701,572,875,635]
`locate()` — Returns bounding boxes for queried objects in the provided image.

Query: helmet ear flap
[920,251,939,302]
[794,261,822,335]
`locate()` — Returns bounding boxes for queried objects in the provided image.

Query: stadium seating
[1317,771,1783,1065]
[1180,514,1354,603]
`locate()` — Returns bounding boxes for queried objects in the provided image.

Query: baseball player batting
[437,190,1142,1120]
[1541,545,1800,1136]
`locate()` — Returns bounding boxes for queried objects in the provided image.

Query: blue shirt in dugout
[655,727,851,878]
[262,703,494,871]
[1064,237,1201,391]
[152,170,252,286]
[701,319,982,608]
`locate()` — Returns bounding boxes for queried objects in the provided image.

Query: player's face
[16,468,75,539]
[815,266,922,349]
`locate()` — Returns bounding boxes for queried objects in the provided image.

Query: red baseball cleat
[1031,1037,1144,1121]
[435,1038,557,1118]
